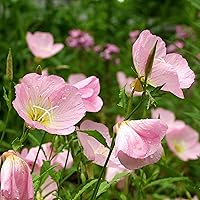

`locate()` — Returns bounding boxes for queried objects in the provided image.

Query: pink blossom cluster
[66,29,94,50]
[94,43,120,63]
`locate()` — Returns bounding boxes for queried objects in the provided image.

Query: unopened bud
[145,40,158,79]
[36,65,42,75]
[130,78,143,92]
[6,48,13,81]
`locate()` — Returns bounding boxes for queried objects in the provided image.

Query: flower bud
[144,40,158,79]
[6,48,13,81]
[0,150,34,200]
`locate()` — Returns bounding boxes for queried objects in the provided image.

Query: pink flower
[21,142,73,173]
[1,150,34,200]
[13,73,86,135]
[176,25,190,39]
[100,43,120,61]
[36,176,57,200]
[116,71,142,96]
[66,29,94,50]
[114,119,167,170]
[132,30,195,98]
[166,41,184,53]
[68,73,103,112]
[152,108,200,161]
[77,120,125,168]
[129,30,140,43]
[105,167,130,189]
[26,32,64,59]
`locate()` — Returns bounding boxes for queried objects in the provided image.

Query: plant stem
[125,92,145,120]
[90,135,116,200]
[57,146,70,195]
[31,131,46,174]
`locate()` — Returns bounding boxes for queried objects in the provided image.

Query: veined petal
[165,53,195,88]
[132,30,166,76]
[117,145,163,170]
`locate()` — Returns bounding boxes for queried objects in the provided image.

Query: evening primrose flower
[114,119,167,170]
[132,30,195,98]
[26,31,64,59]
[13,73,86,135]
[21,143,73,173]
[152,108,200,161]
[68,73,103,112]
[0,150,34,200]
[77,120,124,168]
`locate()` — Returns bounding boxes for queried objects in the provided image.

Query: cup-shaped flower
[26,31,64,59]
[77,120,125,168]
[21,142,73,173]
[132,30,195,98]
[114,119,167,170]
[68,73,103,112]
[152,108,200,161]
[0,150,34,200]
[13,73,86,135]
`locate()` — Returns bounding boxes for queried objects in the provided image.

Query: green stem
[31,131,46,174]
[125,92,145,120]
[57,144,70,195]
[1,82,12,144]
[90,135,116,200]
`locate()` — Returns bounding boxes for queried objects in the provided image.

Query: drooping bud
[130,78,143,92]
[6,48,13,81]
[0,150,34,200]
[144,40,158,80]
[36,65,42,75]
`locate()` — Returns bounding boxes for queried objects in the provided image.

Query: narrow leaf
[72,179,98,200]
[82,130,109,149]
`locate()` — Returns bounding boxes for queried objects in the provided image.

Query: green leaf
[11,137,23,151]
[72,179,98,200]
[117,87,128,111]
[96,172,130,197]
[33,161,56,192]
[144,177,189,189]
[3,87,10,109]
[82,130,110,149]
[186,0,200,9]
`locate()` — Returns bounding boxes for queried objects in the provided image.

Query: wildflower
[26,32,64,59]
[152,108,200,161]
[129,30,140,43]
[13,73,86,135]
[132,30,195,98]
[0,150,34,200]
[77,120,124,168]
[114,119,167,169]
[166,41,184,53]
[21,142,73,173]
[37,176,57,200]
[176,25,190,39]
[68,73,103,112]
[100,43,120,62]
[66,29,94,50]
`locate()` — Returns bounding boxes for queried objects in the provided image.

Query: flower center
[29,105,59,126]
[173,140,185,153]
